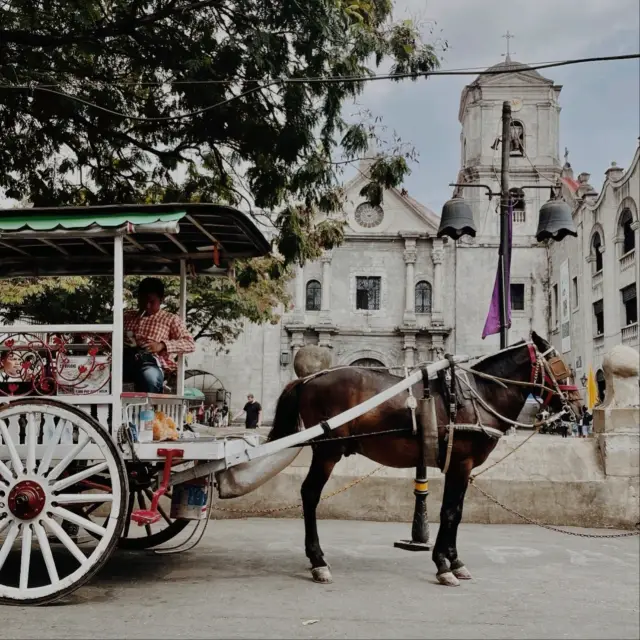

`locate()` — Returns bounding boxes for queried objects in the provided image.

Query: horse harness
[436,341,579,473]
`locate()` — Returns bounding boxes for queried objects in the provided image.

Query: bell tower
[457,55,563,241]
[452,53,563,356]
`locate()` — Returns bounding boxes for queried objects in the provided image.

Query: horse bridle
[527,342,579,419]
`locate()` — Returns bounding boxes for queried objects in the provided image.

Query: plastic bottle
[138,408,155,443]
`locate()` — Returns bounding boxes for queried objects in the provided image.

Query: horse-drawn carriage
[0,203,583,605]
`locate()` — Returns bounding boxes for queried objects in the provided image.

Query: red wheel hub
[8,480,47,520]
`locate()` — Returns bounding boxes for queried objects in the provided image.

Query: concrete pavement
[1,519,638,639]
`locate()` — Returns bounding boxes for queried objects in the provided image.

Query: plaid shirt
[123,309,195,372]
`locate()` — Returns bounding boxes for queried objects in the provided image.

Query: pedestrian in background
[233,394,262,429]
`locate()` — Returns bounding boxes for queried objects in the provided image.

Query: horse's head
[529,331,583,421]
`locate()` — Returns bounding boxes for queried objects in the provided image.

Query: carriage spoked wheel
[0,398,127,606]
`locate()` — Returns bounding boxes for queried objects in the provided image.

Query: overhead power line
[0,52,637,123]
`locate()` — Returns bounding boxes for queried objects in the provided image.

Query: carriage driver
[122,277,195,393]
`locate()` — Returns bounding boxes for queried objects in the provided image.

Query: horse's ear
[530,330,550,351]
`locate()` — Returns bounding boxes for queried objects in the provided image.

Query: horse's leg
[301,448,341,584]
[432,464,472,587]
[446,476,473,581]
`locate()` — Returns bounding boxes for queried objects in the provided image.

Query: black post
[394,386,431,552]
[498,101,512,350]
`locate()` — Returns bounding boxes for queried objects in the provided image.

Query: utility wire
[0,53,637,123]
[0,56,621,87]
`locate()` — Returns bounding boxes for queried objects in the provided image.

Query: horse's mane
[470,339,528,377]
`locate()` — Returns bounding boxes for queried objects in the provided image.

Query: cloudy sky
[345,0,640,213]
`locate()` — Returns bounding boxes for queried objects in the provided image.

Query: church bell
[535,197,578,242]
[437,197,477,240]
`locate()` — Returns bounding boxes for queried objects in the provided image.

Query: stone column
[294,264,305,322]
[431,334,445,362]
[403,239,417,326]
[320,250,332,324]
[290,331,305,379]
[403,332,416,368]
[431,240,445,326]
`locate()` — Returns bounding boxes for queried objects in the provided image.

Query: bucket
[170,476,209,520]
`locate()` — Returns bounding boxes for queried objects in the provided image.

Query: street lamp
[580,374,588,388]
[437,101,577,349]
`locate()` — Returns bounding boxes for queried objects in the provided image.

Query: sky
[344,0,640,214]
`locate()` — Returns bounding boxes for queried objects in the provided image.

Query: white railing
[592,271,603,288]
[593,334,605,352]
[0,325,116,432]
[620,250,636,272]
[622,323,639,344]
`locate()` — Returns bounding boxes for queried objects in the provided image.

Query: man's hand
[142,340,166,354]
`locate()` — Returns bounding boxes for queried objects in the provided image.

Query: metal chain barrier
[211,465,384,516]
[468,479,640,538]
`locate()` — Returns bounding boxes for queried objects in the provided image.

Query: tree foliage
[0,0,441,343]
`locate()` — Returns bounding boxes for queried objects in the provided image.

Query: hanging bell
[536,198,577,242]
[437,198,477,240]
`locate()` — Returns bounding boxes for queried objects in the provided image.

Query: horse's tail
[267,379,305,442]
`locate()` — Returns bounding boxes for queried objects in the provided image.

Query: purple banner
[482,202,513,339]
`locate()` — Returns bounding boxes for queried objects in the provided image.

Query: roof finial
[501,30,515,62]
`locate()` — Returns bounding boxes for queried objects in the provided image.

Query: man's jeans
[123,348,164,393]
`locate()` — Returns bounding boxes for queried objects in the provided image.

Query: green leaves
[0,0,441,346]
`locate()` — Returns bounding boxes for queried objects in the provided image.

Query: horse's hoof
[452,565,473,580]
[311,566,333,584]
[436,571,460,587]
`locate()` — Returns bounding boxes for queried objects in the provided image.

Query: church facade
[189,58,639,421]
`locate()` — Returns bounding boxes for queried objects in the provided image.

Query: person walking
[233,394,262,429]
[580,405,593,438]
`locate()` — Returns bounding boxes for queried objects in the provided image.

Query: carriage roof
[0,203,271,278]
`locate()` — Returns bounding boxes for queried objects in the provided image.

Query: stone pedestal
[593,345,639,527]
[594,408,640,477]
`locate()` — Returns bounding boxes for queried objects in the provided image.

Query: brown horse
[267,332,583,586]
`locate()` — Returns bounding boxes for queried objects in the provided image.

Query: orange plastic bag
[153,410,179,441]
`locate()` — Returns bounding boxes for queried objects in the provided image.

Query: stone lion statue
[293,345,333,378]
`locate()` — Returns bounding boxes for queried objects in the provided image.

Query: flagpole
[498,101,512,349]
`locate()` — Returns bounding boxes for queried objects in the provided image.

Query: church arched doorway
[351,358,385,369]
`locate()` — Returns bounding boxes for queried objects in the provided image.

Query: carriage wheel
[0,398,127,606]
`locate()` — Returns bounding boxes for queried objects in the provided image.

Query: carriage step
[131,448,184,527]
[131,509,162,526]
[394,539,432,551]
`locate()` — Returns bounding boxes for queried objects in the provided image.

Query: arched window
[509,120,525,156]
[592,232,603,273]
[305,280,321,311]
[415,281,432,314]
[351,358,385,369]
[509,187,526,223]
[620,209,635,255]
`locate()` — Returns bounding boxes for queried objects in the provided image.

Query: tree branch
[0,0,221,47]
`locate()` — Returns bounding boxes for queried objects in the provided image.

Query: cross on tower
[501,30,515,61]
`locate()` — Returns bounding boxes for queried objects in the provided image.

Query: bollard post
[394,384,432,552]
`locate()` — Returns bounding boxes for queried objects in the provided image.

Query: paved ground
[1,519,639,639]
